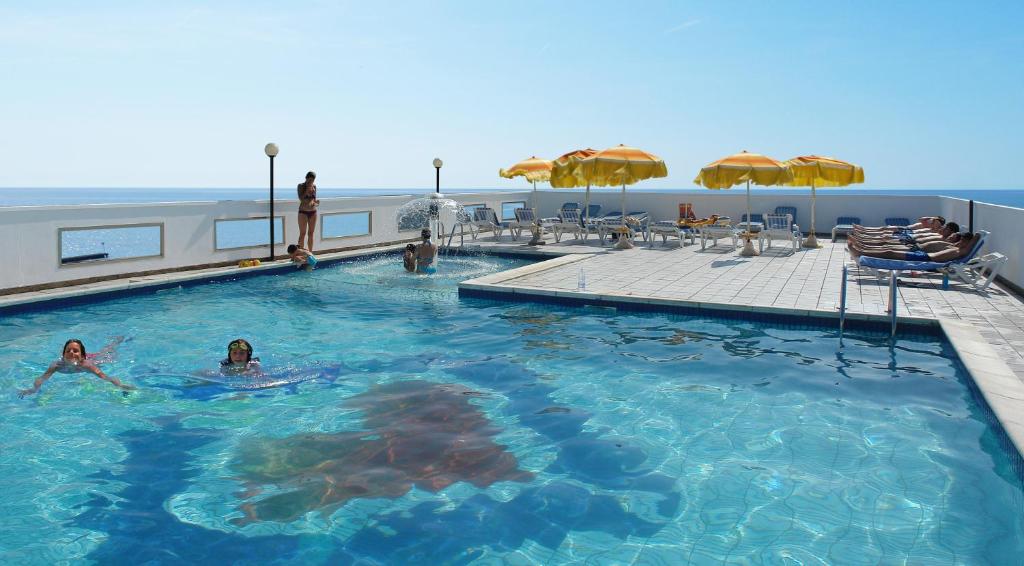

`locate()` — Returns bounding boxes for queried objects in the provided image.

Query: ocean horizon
[3,187,1024,209]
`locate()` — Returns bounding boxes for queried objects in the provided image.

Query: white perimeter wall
[1,191,1020,293]
[0,192,530,290]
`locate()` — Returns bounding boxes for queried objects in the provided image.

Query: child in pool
[220,338,262,375]
[18,338,134,398]
[287,244,317,271]
[403,243,417,272]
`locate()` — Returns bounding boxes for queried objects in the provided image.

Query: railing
[888,272,899,338]
[838,265,848,346]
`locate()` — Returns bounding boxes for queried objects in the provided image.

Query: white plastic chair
[759,213,800,252]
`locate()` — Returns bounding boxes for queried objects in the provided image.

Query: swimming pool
[2,253,1022,564]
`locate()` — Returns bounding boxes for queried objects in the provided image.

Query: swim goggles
[228,340,251,352]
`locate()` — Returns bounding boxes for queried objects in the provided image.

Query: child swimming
[220,338,262,375]
[18,338,135,398]
[287,244,317,271]
[403,243,417,272]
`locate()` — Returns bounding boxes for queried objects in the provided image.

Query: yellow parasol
[694,150,793,257]
[557,145,668,249]
[550,148,598,222]
[783,155,865,248]
[499,156,554,191]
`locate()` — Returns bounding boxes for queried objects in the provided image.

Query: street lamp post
[264,143,279,260]
[433,158,443,193]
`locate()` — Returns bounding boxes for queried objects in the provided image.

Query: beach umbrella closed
[694,151,793,257]
[499,156,554,191]
[784,155,865,248]
[550,148,598,222]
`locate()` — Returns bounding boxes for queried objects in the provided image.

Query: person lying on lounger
[853,216,944,235]
[677,214,720,228]
[850,222,960,248]
[849,232,975,262]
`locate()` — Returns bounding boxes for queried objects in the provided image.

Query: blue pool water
[2,254,1022,564]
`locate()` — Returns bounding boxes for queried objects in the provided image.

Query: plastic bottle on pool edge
[577,265,586,291]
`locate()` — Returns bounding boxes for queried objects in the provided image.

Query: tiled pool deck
[2,235,1023,458]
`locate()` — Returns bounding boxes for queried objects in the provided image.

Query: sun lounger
[649,203,699,247]
[700,217,739,250]
[510,207,541,240]
[737,213,763,234]
[857,230,997,290]
[470,207,507,240]
[884,217,911,227]
[832,216,861,240]
[548,209,583,242]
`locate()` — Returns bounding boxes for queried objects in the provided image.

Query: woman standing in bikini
[297,171,320,252]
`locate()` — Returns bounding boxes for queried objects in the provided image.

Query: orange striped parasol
[784,155,865,247]
[694,151,793,256]
[575,145,668,224]
[550,148,599,221]
[499,156,554,191]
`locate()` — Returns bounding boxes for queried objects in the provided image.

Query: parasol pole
[621,182,626,220]
[739,179,759,257]
[804,179,820,248]
[583,182,592,224]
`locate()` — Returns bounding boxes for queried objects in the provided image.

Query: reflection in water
[230,380,533,525]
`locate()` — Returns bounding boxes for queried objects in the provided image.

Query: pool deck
[459,232,1024,457]
[2,234,1023,458]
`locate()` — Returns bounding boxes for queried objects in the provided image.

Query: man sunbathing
[850,222,960,248]
[853,216,944,235]
[850,232,975,262]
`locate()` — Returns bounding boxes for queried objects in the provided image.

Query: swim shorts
[904,250,930,262]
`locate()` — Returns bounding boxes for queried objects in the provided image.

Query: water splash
[394,193,471,243]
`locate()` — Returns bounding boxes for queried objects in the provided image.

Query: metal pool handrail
[839,265,848,347]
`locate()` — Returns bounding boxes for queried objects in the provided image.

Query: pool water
[2,253,1022,564]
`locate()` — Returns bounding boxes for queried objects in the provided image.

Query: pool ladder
[839,265,898,347]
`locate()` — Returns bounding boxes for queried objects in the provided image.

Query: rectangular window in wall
[501,201,526,221]
[59,223,163,265]
[214,217,285,250]
[322,211,371,240]
[462,203,485,220]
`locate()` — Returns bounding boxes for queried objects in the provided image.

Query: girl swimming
[220,338,262,375]
[18,338,135,398]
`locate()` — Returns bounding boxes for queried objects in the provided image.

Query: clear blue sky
[1,1,1021,189]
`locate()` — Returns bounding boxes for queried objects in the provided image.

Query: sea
[2,187,1024,209]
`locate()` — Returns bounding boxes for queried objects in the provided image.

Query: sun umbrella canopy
[575,144,668,187]
[499,156,553,183]
[549,148,598,188]
[693,150,793,189]
[784,155,864,187]
[783,155,865,248]
[694,151,792,257]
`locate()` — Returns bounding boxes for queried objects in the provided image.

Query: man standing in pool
[18,338,135,397]
[415,229,437,274]
[297,171,320,252]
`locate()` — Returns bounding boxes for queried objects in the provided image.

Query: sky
[1,1,1022,190]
